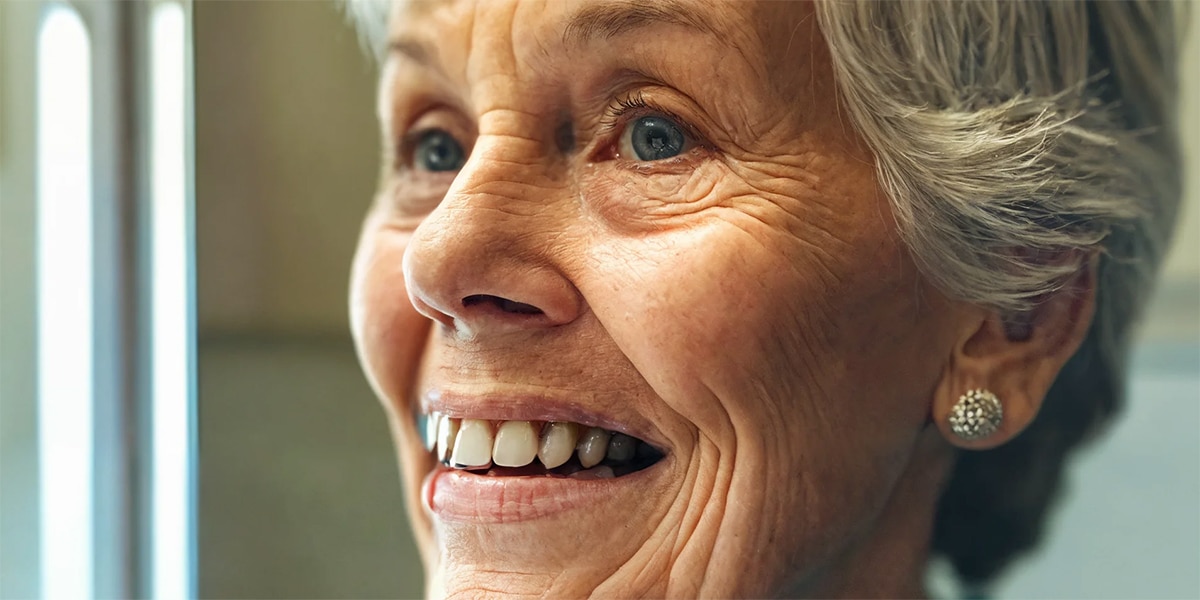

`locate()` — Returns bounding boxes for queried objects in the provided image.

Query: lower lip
[424,463,662,524]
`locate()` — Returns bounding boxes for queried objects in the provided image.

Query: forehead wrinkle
[385,0,797,142]
[388,0,481,65]
[561,0,726,47]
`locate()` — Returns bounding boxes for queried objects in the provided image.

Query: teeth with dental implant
[417,413,663,478]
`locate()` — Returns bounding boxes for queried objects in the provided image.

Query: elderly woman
[345,0,1181,597]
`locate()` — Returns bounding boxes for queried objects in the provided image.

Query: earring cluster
[948,388,1003,441]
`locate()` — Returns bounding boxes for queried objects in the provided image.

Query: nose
[402,149,582,338]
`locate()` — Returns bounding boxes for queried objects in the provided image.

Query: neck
[790,425,957,599]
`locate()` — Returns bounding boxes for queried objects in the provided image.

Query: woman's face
[351,0,967,596]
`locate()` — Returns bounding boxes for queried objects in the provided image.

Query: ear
[933,257,1098,449]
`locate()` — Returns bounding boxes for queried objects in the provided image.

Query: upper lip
[420,388,669,452]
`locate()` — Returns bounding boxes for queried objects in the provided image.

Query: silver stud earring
[948,389,1003,441]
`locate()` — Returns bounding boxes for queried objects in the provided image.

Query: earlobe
[932,256,1099,450]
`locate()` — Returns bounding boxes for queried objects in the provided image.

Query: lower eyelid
[619,151,707,175]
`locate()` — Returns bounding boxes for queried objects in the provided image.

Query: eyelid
[397,129,435,173]
[395,108,473,172]
[596,90,708,160]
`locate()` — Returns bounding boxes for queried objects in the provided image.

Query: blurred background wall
[194,1,420,597]
[194,2,1199,599]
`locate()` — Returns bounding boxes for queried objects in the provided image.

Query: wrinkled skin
[349,0,1093,597]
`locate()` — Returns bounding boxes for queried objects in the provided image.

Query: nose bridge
[439,112,567,244]
[402,125,580,336]
[458,125,553,215]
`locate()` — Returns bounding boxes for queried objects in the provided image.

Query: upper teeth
[537,421,579,469]
[451,419,494,468]
[576,427,611,469]
[421,413,649,471]
[493,420,538,467]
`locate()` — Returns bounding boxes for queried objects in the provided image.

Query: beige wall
[1142,11,1200,341]
[195,2,422,597]
[1167,8,1200,282]
[0,2,45,597]
[196,0,378,338]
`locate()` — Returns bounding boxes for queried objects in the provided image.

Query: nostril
[500,299,543,315]
[462,294,544,316]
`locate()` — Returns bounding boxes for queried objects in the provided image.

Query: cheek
[579,219,811,444]
[350,224,431,415]
[579,180,938,462]
[579,196,943,581]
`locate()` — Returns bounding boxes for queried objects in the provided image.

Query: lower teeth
[451,447,661,478]
[570,466,614,480]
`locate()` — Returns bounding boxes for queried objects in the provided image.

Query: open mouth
[418,413,665,479]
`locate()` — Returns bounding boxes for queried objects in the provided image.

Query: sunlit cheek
[581,228,751,404]
[577,167,765,395]
[351,230,431,417]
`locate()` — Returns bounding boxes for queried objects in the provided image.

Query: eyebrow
[562,0,721,47]
[389,38,435,69]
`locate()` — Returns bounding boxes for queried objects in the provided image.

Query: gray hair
[816,0,1183,586]
[343,0,1184,588]
[341,0,391,63]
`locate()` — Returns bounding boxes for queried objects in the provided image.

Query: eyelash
[598,91,704,148]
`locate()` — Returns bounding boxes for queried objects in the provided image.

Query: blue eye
[413,129,465,172]
[622,116,687,161]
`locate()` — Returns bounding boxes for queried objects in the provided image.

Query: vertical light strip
[150,2,190,599]
[35,6,93,600]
